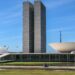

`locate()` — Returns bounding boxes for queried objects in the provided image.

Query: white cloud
[0,12,21,26]
[23,0,34,3]
[45,0,75,9]
[47,26,75,33]
[0,4,22,26]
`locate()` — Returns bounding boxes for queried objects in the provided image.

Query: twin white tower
[23,0,46,53]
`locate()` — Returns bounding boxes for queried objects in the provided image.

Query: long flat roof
[8,52,73,55]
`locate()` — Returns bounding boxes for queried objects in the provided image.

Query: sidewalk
[0,66,75,70]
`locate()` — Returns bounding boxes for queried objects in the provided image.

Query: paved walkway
[0,66,75,70]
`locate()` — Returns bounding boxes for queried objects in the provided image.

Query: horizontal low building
[1,53,75,62]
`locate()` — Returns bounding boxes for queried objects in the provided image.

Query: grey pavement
[0,66,75,70]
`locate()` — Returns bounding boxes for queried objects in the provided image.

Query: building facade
[23,2,34,53]
[34,1,46,53]
[2,53,75,63]
[23,1,46,53]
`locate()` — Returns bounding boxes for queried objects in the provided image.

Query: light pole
[59,31,62,43]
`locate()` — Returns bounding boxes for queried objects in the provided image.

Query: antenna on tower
[16,38,19,51]
[59,31,62,43]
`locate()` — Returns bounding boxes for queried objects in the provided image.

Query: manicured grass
[2,62,59,65]
[0,62,75,66]
[0,62,72,66]
[0,70,75,75]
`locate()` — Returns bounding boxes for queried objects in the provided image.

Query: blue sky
[0,0,75,53]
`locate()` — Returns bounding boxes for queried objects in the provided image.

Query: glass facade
[2,54,75,62]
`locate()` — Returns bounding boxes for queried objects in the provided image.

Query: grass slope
[0,70,75,75]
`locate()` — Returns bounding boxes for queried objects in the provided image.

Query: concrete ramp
[0,53,10,58]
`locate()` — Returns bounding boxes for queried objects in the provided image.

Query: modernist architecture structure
[34,1,46,53]
[23,0,46,53]
[0,0,75,63]
[23,2,34,53]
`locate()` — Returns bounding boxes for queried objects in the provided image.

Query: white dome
[0,47,8,54]
[71,51,75,54]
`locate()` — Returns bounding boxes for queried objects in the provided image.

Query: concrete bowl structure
[49,42,75,53]
[0,47,8,54]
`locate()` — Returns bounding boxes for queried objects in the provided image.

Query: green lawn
[0,70,75,75]
[0,62,59,66]
[0,62,75,66]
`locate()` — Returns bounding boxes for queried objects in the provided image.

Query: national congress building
[0,0,75,63]
[23,0,46,53]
